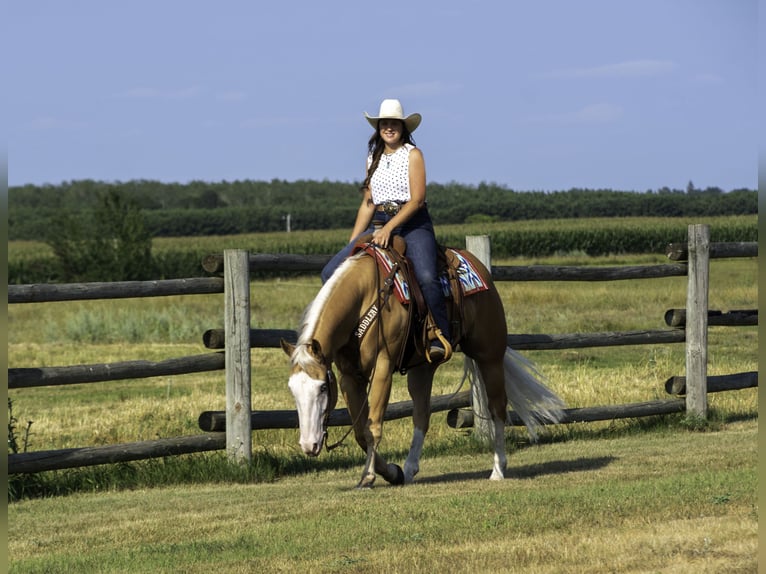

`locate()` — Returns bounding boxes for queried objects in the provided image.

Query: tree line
[9,179,756,240]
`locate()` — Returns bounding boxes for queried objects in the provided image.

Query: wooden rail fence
[7,225,757,474]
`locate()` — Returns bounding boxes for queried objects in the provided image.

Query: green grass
[8,421,758,573]
[7,252,758,572]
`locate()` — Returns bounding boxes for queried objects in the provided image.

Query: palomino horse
[282,241,564,488]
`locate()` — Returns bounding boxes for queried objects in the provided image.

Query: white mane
[292,252,363,368]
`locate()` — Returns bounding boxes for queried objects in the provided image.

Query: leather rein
[325,243,401,451]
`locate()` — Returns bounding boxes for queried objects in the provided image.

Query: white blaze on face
[288,370,329,456]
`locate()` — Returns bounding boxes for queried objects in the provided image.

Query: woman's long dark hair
[360,120,416,193]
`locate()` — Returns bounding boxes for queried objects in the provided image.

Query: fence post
[465,235,494,445]
[685,225,710,419]
[224,250,252,464]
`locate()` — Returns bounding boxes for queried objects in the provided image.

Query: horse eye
[319,384,328,394]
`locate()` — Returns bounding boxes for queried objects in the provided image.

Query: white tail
[464,347,566,442]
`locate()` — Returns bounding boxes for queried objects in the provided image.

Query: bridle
[320,366,338,449]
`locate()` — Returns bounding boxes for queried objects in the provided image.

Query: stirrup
[426,330,453,364]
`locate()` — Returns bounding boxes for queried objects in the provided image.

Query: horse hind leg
[469,357,510,480]
[489,418,508,480]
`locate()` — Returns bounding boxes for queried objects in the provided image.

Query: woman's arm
[349,188,375,241]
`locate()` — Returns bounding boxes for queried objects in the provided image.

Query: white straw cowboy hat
[364,99,422,133]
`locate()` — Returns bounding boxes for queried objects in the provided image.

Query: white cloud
[544,59,677,79]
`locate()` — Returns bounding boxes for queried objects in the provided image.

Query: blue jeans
[321,207,451,342]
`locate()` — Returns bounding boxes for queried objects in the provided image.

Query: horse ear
[280,339,295,357]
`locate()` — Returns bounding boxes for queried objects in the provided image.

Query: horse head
[281,338,338,456]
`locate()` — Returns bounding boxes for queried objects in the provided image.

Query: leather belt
[375,201,401,215]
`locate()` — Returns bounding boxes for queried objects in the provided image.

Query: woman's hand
[371,225,393,248]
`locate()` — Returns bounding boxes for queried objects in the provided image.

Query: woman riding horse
[283,240,565,488]
[321,99,451,364]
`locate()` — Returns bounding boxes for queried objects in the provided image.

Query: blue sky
[7,0,758,191]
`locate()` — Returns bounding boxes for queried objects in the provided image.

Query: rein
[321,367,346,451]
[354,257,399,341]
[326,244,394,451]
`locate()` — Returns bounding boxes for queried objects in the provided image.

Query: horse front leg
[358,361,403,488]
[403,364,435,484]
[339,371,376,487]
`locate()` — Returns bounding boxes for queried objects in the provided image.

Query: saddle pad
[358,245,489,304]
[356,245,411,303]
[440,250,491,297]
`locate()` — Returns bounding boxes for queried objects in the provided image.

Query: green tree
[45,190,153,281]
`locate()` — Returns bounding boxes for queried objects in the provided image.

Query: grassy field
[7,251,758,572]
[8,421,757,573]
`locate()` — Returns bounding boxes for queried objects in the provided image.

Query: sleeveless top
[367,143,414,205]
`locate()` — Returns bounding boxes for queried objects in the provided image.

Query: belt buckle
[382,201,399,215]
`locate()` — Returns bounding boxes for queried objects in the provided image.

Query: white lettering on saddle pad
[355,304,379,339]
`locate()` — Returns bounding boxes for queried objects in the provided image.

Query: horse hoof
[384,464,405,486]
[356,473,376,489]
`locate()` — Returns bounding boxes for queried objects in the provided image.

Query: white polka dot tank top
[367,143,414,205]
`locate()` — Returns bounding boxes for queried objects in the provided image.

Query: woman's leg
[321,227,373,283]
[401,224,451,343]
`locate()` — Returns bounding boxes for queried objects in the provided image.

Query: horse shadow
[415,455,617,484]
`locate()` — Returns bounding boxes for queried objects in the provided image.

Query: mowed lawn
[8,253,758,573]
[8,419,758,573]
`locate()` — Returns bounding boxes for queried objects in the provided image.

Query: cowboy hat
[364,99,422,132]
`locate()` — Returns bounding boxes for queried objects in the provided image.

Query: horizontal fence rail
[9,277,224,303]
[9,239,757,306]
[202,328,689,351]
[198,394,692,432]
[664,309,757,327]
[9,353,225,389]
[664,371,758,395]
[8,434,227,475]
[666,241,758,261]
[202,253,332,274]
[8,329,691,390]
[490,264,689,281]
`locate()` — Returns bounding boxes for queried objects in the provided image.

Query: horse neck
[304,257,375,358]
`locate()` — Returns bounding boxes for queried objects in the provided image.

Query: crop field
[7,239,758,572]
[7,215,757,283]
